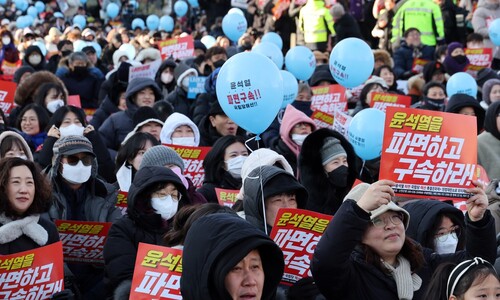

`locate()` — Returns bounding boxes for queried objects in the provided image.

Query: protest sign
[67,95,81,108]
[380,107,477,199]
[0,80,16,116]
[0,60,21,81]
[187,76,207,99]
[164,145,211,188]
[270,208,333,286]
[465,48,493,68]
[310,84,347,114]
[464,64,484,79]
[116,191,128,215]
[55,220,112,264]
[310,110,334,129]
[369,92,411,113]
[412,58,429,73]
[130,243,182,300]
[215,188,240,207]
[332,108,352,139]
[129,59,162,81]
[0,241,64,299]
[158,36,194,60]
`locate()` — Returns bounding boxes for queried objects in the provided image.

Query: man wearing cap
[82,28,96,42]
[82,44,107,76]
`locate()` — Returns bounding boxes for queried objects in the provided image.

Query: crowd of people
[1,0,500,299]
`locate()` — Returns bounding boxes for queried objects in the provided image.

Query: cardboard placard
[332,108,352,139]
[310,110,334,129]
[0,60,21,82]
[164,145,211,188]
[129,59,162,82]
[67,95,81,108]
[158,36,195,60]
[215,188,240,207]
[465,48,493,68]
[116,190,128,215]
[187,76,207,99]
[0,80,17,116]
[411,58,430,73]
[310,84,347,114]
[369,92,411,113]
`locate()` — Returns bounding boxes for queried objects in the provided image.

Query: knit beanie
[476,68,500,88]
[53,135,95,157]
[422,61,445,83]
[482,78,500,105]
[139,145,185,172]
[320,137,347,166]
[447,42,463,55]
[133,106,164,128]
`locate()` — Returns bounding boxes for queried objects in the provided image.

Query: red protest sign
[412,58,429,73]
[164,144,211,188]
[0,241,64,299]
[0,80,17,116]
[116,190,128,215]
[158,36,195,60]
[270,208,333,286]
[332,108,351,139]
[67,95,81,108]
[55,220,112,264]
[0,60,21,81]
[370,92,411,113]
[465,48,493,68]
[380,107,478,200]
[310,84,347,114]
[130,243,182,300]
[310,110,334,129]
[215,188,240,207]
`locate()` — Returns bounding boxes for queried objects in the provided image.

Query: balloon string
[359,160,366,177]
[259,163,268,236]
[244,135,260,153]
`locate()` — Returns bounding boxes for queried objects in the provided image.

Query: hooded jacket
[445,93,486,133]
[103,166,188,298]
[181,213,285,300]
[160,112,200,145]
[155,59,177,98]
[480,78,500,109]
[165,63,198,119]
[0,130,33,161]
[298,128,357,215]
[21,45,47,71]
[478,101,500,179]
[243,166,308,234]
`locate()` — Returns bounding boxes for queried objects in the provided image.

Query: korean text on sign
[380,107,478,199]
[310,84,347,114]
[130,243,183,300]
[270,208,333,286]
[158,36,195,60]
[0,80,16,116]
[310,110,334,129]
[0,241,64,300]
[370,92,411,113]
[166,144,211,188]
[225,78,263,111]
[116,190,128,215]
[215,188,240,207]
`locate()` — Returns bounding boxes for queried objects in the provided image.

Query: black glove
[51,290,75,300]
[287,276,321,300]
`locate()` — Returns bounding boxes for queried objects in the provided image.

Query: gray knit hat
[320,137,347,166]
[139,145,185,172]
[53,135,95,157]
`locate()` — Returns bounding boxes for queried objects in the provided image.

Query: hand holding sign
[329,38,374,88]
[465,180,488,222]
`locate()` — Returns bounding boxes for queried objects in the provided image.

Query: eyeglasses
[371,213,404,228]
[435,225,461,242]
[152,191,182,202]
[63,155,93,166]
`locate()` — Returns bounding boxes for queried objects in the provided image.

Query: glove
[287,276,321,300]
[51,290,75,300]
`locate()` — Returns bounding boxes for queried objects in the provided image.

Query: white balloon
[118,43,137,61]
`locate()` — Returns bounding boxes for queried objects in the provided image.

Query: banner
[158,36,195,60]
[310,110,334,129]
[332,108,352,139]
[187,76,207,99]
[369,92,411,113]
[310,84,347,114]
[215,188,239,207]
[0,241,64,299]
[129,59,162,82]
[55,220,112,264]
[116,191,128,215]
[0,80,16,116]
[412,58,429,73]
[465,48,493,68]
[164,145,211,188]
[380,107,477,199]
[270,208,333,286]
[130,243,182,300]
[464,64,484,79]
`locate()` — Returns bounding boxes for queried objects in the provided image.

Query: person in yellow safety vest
[391,0,445,48]
[299,0,336,52]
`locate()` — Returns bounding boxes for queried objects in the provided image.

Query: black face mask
[202,64,212,76]
[327,165,349,188]
[72,66,88,76]
[454,54,467,64]
[423,97,446,111]
[61,50,72,57]
[213,59,225,68]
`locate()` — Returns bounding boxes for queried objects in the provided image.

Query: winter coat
[197,172,242,204]
[478,101,500,179]
[333,13,363,44]
[311,199,497,300]
[298,128,358,215]
[21,46,47,72]
[90,96,120,130]
[103,166,188,298]
[445,94,485,133]
[159,112,200,145]
[472,0,500,59]
[60,69,102,109]
[165,86,195,119]
[393,41,435,79]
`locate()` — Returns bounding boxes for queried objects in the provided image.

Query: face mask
[61,50,72,57]
[225,155,247,179]
[151,195,178,220]
[181,77,191,90]
[46,99,65,113]
[61,161,92,184]
[172,137,196,147]
[213,59,225,68]
[161,73,174,84]
[72,66,88,76]
[28,54,42,65]
[454,54,467,64]
[327,165,349,188]
[2,37,10,45]
[423,97,446,111]
[434,232,459,254]
[59,123,85,137]
[291,134,308,146]
[18,155,28,160]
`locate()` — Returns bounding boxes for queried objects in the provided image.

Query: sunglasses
[63,155,93,166]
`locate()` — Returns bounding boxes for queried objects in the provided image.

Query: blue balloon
[88,41,102,58]
[262,32,283,50]
[27,6,38,18]
[107,3,119,18]
[285,46,315,81]
[201,35,216,48]
[80,0,87,4]
[348,108,385,160]
[73,39,87,52]
[187,0,199,8]
[446,72,477,98]
[174,1,188,17]
[35,1,45,13]
[15,16,29,28]
[252,42,283,69]
[132,18,145,30]
[72,15,86,29]
[329,37,374,88]
[15,0,28,11]
[216,52,283,135]
[222,13,247,42]
[280,70,298,109]
[129,0,139,8]
[159,15,174,32]
[489,19,500,46]
[0,0,6,5]
[146,15,159,31]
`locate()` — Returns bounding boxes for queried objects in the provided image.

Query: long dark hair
[422,213,465,251]
[203,135,246,184]
[16,104,50,135]
[115,132,160,173]
[47,105,87,130]
[33,82,67,111]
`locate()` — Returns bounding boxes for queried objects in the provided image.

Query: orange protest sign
[116,190,128,215]
[270,208,333,286]
[310,110,334,128]
[465,48,493,68]
[0,80,17,116]
[215,188,240,207]
[67,95,81,108]
[0,60,21,81]
[164,144,211,188]
[0,241,64,299]
[380,107,478,200]
[411,58,430,73]
[158,36,195,60]
[370,92,411,113]
[130,243,182,300]
[310,84,347,114]
[55,220,112,264]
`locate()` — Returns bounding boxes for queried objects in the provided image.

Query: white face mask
[61,161,92,184]
[161,73,174,84]
[151,195,179,220]
[46,99,65,113]
[59,123,85,137]
[171,137,196,147]
[434,232,459,254]
[181,76,191,90]
[225,155,247,179]
[291,133,308,146]
[29,54,42,65]
[18,155,28,160]
[2,37,11,45]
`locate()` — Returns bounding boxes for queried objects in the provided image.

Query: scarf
[0,213,48,246]
[382,255,422,300]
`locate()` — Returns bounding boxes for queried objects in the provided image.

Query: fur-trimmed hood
[0,213,48,246]
[13,71,68,106]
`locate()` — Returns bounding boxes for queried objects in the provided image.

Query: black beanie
[133,106,161,127]
[484,101,500,139]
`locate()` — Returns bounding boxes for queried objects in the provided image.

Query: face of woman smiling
[21,109,40,136]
